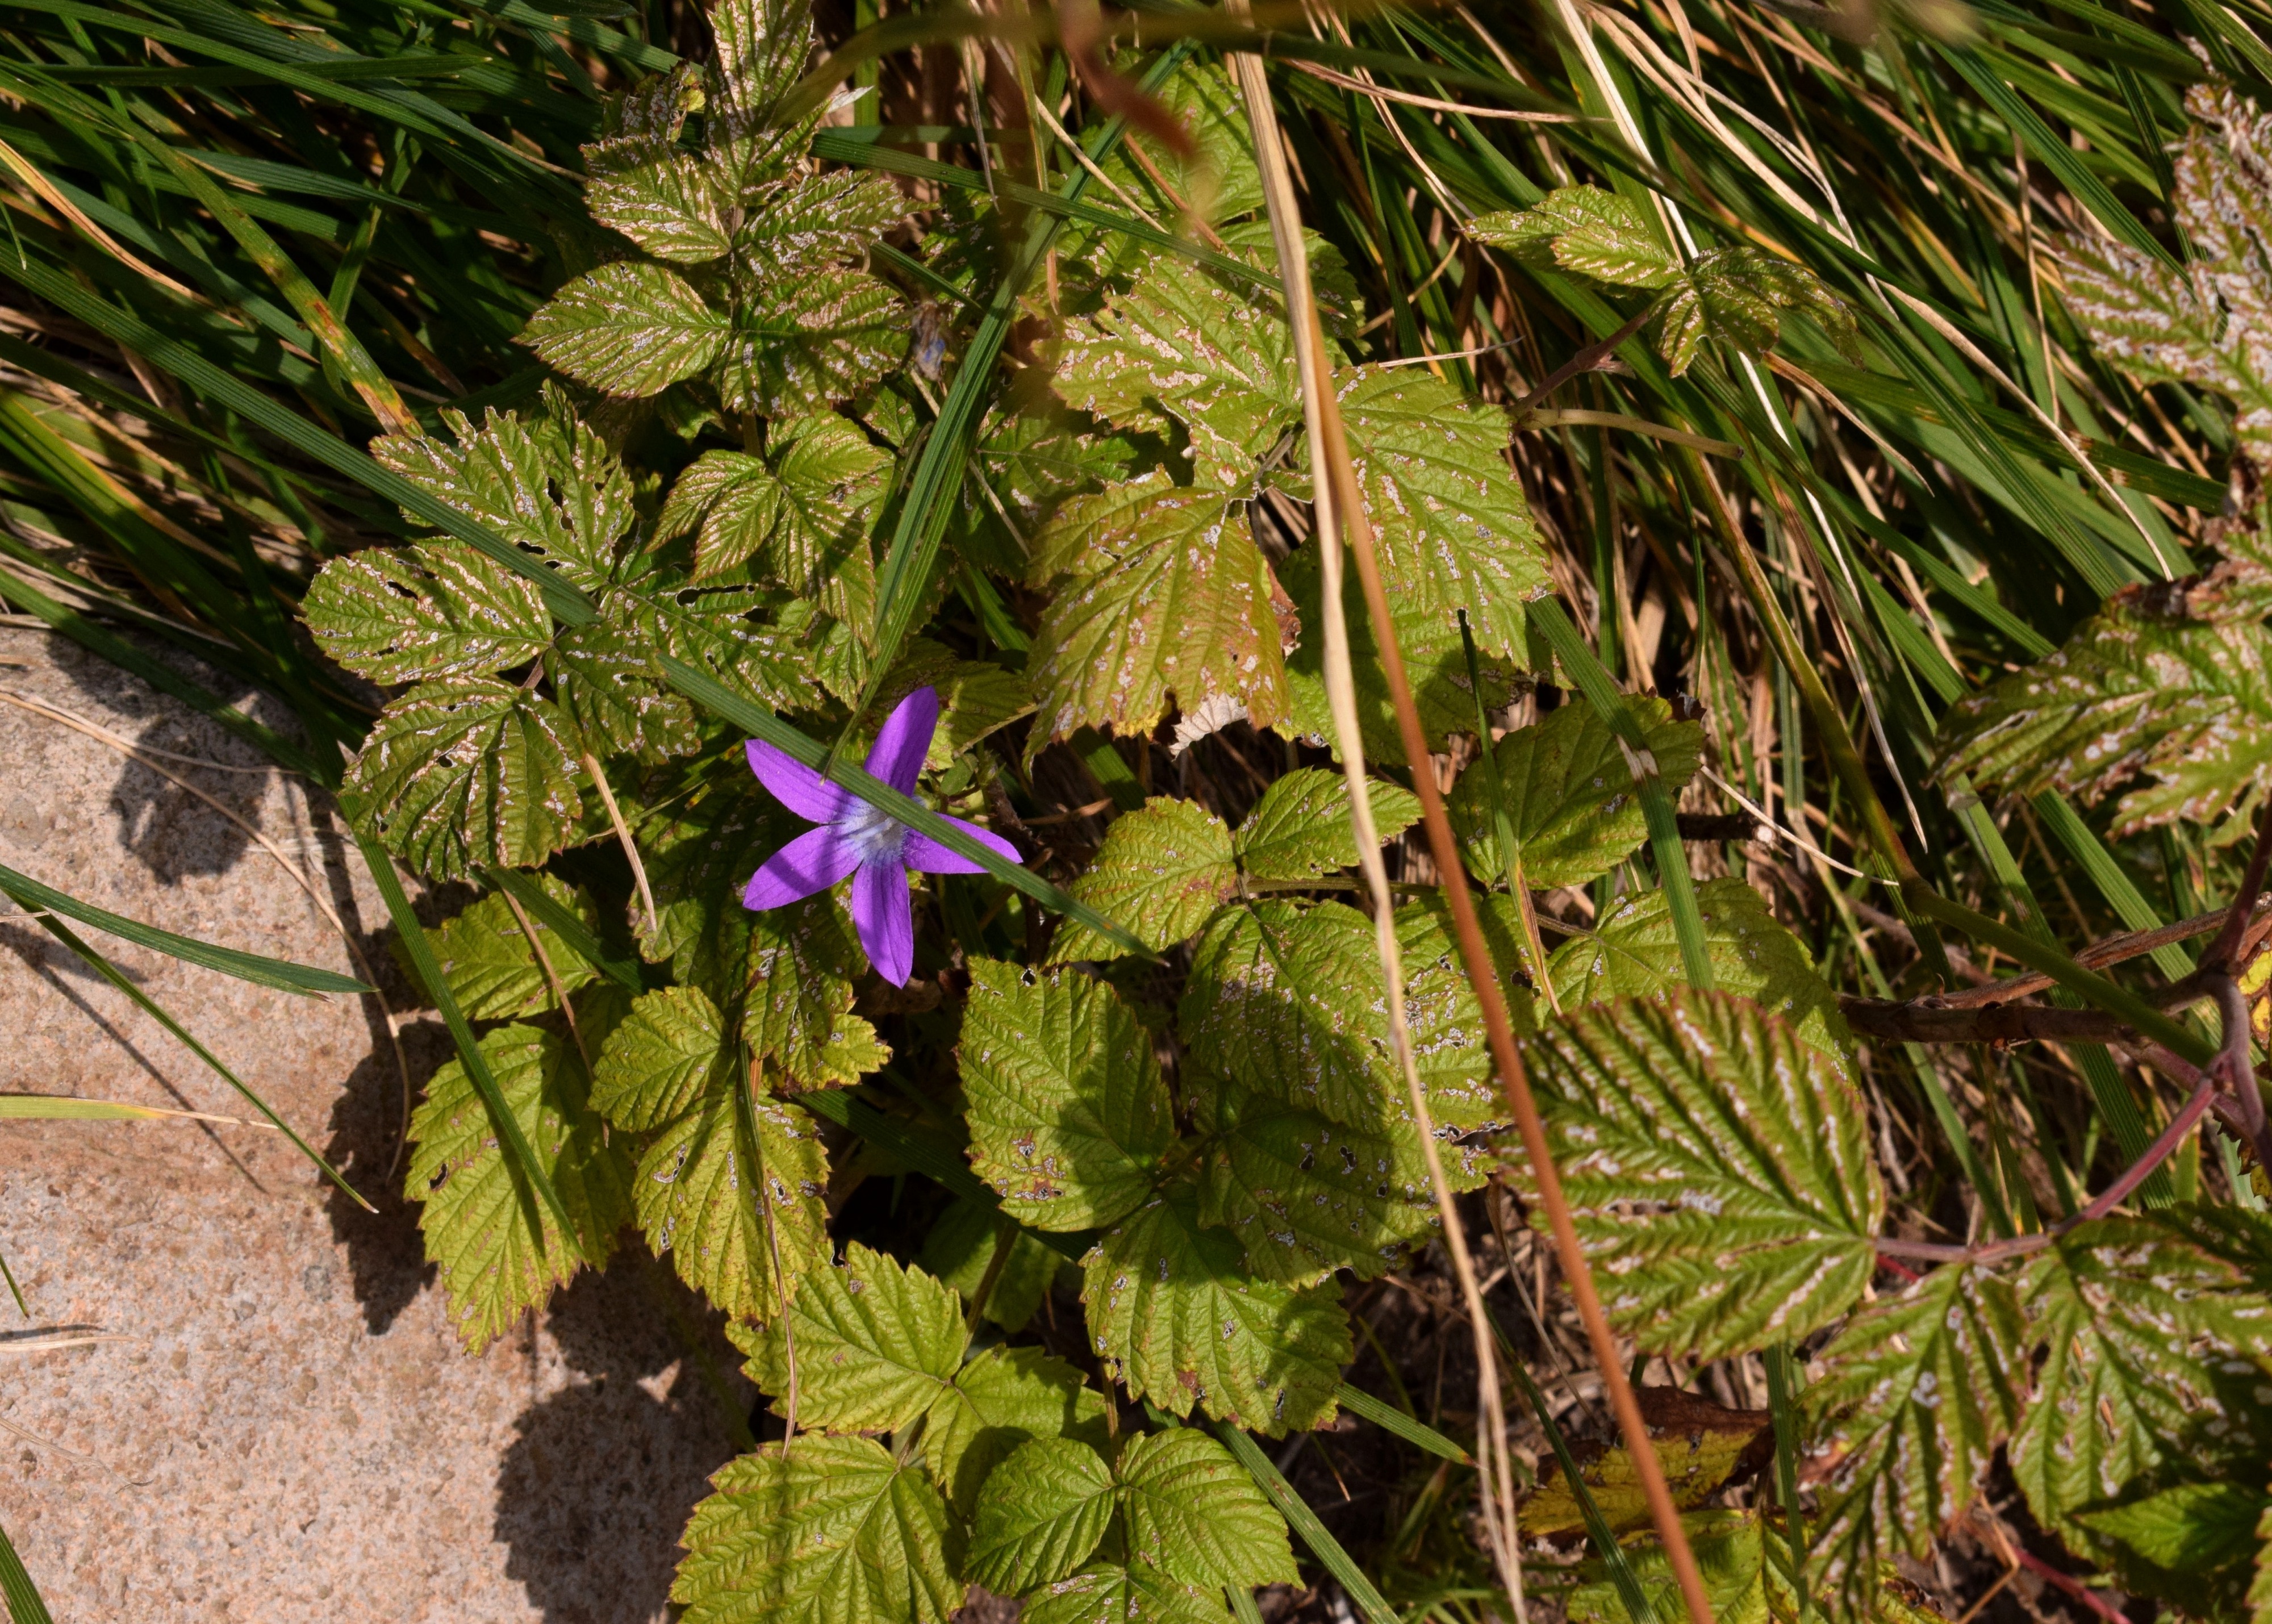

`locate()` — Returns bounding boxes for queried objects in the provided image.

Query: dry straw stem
[1233,40,1718,1624]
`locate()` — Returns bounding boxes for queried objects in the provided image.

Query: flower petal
[743,826,861,911]
[747,737,852,824]
[904,816,1021,876]
[851,860,915,986]
[865,686,939,795]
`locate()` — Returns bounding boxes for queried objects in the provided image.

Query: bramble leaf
[1232,767,1422,883]
[406,1024,630,1352]
[591,985,736,1132]
[960,960,1176,1231]
[586,151,735,263]
[1116,1427,1299,1589]
[546,613,702,763]
[922,1344,1109,1516]
[736,170,908,282]
[521,261,729,397]
[1084,1180,1348,1435]
[744,892,891,1091]
[1021,1563,1231,1624]
[673,1435,960,1624]
[967,1437,1119,1596]
[1546,877,1851,1067]
[1471,186,1679,289]
[1655,247,1858,377]
[1095,62,1264,230]
[2077,1480,2267,1574]
[300,542,550,683]
[1801,1264,2027,1593]
[1521,1388,1770,1537]
[1027,475,1289,746]
[1515,990,1884,1360]
[415,874,601,1021]
[712,270,908,417]
[769,1243,966,1433]
[1447,696,1703,888]
[1048,798,1237,964]
[345,677,586,883]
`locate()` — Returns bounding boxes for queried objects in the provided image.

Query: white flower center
[839,799,907,867]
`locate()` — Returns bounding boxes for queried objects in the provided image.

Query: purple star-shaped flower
[741,686,1018,986]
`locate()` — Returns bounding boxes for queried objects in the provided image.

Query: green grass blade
[1335,1381,1472,1464]
[1214,1421,1401,1624]
[1763,1343,1809,1624]
[0,1095,257,1121]
[0,859,369,995]
[0,1509,54,1624]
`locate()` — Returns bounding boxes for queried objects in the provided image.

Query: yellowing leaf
[766,1243,966,1433]
[1048,798,1237,964]
[1521,1387,1771,1536]
[301,542,550,684]
[521,260,728,397]
[744,892,891,1090]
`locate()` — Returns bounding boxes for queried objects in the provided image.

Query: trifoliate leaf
[2011,1209,2272,1556]
[1521,1387,1771,1537]
[1654,247,1857,377]
[967,1437,1119,1596]
[374,401,637,587]
[918,1198,1068,1334]
[1471,186,1680,289]
[1232,767,1422,882]
[346,678,586,882]
[736,169,908,282]
[1801,1264,2027,1592]
[1021,1562,1232,1624]
[673,1435,960,1624]
[744,891,891,1090]
[959,959,1176,1231]
[712,270,908,417]
[587,151,735,262]
[1117,1427,1299,1589]
[1054,257,1300,488]
[1935,540,2272,837]
[1515,990,1883,1360]
[1191,1080,1464,1285]
[406,1024,630,1352]
[1028,475,1289,746]
[1277,542,1525,765]
[1448,696,1704,888]
[301,542,552,683]
[627,1050,832,1322]
[1180,899,1502,1136]
[521,261,729,397]
[591,985,736,1132]
[1335,366,1552,657]
[770,1243,966,1432]
[923,1343,1110,1516]
[1049,798,1237,964]
[414,874,601,1021]
[546,612,701,762]
[1546,878,1851,1067]
[1085,1180,1348,1434]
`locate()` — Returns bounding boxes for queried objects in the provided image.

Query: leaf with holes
[546,612,701,763]
[1801,1264,2027,1597]
[406,1024,630,1352]
[521,261,729,398]
[673,1435,960,1624]
[345,678,587,882]
[744,892,891,1090]
[1084,1180,1348,1435]
[1027,475,1288,747]
[959,959,1176,1231]
[1047,798,1237,964]
[1546,877,1851,1067]
[1447,696,1703,888]
[1514,990,1883,1360]
[300,542,551,683]
[1232,767,1422,883]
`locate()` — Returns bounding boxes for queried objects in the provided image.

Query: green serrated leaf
[1054,256,1300,488]
[591,985,736,1131]
[958,407,1139,574]
[769,1242,966,1432]
[918,1198,1069,1334]
[2078,1480,2268,1573]
[346,678,587,883]
[1653,248,1856,377]
[1801,1264,2027,1592]
[1095,62,1264,230]
[2011,1208,2272,1555]
[745,892,891,1089]
[1085,1180,1348,1435]
[1180,900,1503,1135]
[673,1435,961,1624]
[737,170,908,281]
[924,1343,1110,1516]
[1022,1562,1231,1624]
[406,1024,630,1352]
[301,542,551,683]
[1516,990,1884,1360]
[636,793,792,997]
[713,270,908,418]
[1568,1510,1773,1624]
[1049,798,1237,964]
[1469,186,1678,289]
[547,612,702,762]
[1117,1427,1300,1590]
[414,874,601,1021]
[1547,878,1851,1067]
[1232,767,1421,883]
[1335,366,1552,657]
[960,959,1176,1231]
[522,261,728,397]
[1028,475,1289,747]
[968,1437,1120,1595]
[587,151,736,263]
[1448,697,1703,889]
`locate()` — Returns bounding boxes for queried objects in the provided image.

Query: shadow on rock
[496,1263,754,1624]
[321,1018,448,1335]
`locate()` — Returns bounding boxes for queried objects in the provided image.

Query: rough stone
[0,625,753,1622]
